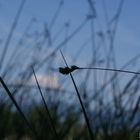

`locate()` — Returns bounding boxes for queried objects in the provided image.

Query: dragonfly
[59,65,80,75]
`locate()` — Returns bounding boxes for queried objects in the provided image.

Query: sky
[0,0,140,69]
[0,0,140,111]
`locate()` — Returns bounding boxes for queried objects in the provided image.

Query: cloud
[29,74,60,89]
[14,74,60,90]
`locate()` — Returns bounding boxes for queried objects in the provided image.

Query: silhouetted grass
[0,0,139,139]
[59,65,140,75]
[32,66,60,140]
[60,50,95,140]
[0,76,39,139]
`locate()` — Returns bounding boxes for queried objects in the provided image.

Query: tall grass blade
[59,50,94,140]
[31,67,60,140]
[0,76,39,139]
[59,66,140,75]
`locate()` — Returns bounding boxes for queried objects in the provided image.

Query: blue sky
[0,0,140,108]
[0,0,140,69]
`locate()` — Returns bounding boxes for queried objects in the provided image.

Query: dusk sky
[0,0,140,69]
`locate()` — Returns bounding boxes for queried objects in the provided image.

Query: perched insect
[59,65,80,75]
[59,67,71,75]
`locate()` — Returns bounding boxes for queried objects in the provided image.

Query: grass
[0,76,39,139]
[0,0,139,139]
[59,65,140,75]
[60,50,95,140]
[32,66,60,140]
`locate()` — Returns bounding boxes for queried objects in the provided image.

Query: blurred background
[0,0,140,139]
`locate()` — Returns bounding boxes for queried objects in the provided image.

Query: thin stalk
[0,0,26,69]
[31,67,60,140]
[59,66,140,76]
[60,50,94,140]
[0,76,39,139]
[79,67,140,75]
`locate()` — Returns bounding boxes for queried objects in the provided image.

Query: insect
[59,65,80,75]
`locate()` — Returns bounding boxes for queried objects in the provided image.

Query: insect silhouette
[59,65,80,75]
